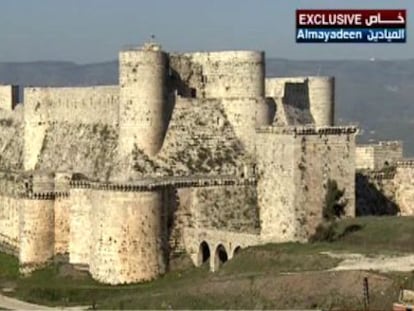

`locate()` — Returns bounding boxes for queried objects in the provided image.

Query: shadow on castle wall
[355,173,399,216]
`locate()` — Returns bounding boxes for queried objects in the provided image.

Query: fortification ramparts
[0,42,368,285]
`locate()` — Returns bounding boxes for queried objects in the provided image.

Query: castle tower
[187,50,272,153]
[118,43,169,158]
[307,77,335,126]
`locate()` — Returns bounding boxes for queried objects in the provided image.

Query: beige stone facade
[356,141,403,170]
[0,42,360,285]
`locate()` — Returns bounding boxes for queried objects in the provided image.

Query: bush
[323,179,346,222]
[310,222,338,242]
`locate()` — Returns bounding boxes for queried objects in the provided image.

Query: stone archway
[213,244,228,271]
[197,241,210,266]
[232,246,241,257]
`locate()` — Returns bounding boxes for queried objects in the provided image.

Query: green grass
[0,253,18,280]
[0,216,413,309]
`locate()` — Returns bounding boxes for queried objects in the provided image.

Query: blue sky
[0,0,411,63]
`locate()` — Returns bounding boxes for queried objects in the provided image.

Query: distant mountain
[0,59,413,155]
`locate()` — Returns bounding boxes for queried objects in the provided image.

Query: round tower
[307,77,335,126]
[189,50,265,99]
[118,43,169,158]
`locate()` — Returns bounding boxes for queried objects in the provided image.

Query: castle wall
[54,195,70,256]
[394,164,414,216]
[265,77,335,126]
[23,86,119,170]
[35,123,118,181]
[221,97,274,154]
[0,109,24,171]
[118,49,169,158]
[185,51,265,99]
[0,171,26,254]
[356,141,403,170]
[356,146,375,170]
[0,195,21,254]
[256,127,356,242]
[256,133,297,242]
[169,54,204,98]
[68,188,92,266]
[191,185,260,234]
[294,131,356,240]
[156,97,252,176]
[19,198,55,273]
[0,85,19,111]
[89,189,165,285]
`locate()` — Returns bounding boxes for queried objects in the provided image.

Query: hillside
[0,59,413,154]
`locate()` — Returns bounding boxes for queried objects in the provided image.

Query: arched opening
[214,244,228,270]
[233,246,241,257]
[197,241,210,266]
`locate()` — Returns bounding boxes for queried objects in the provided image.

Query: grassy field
[0,216,413,310]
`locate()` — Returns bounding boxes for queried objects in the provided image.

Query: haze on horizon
[0,0,411,64]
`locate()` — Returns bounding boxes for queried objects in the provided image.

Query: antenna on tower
[150,34,156,42]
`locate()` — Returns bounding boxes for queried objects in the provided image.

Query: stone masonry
[0,42,359,284]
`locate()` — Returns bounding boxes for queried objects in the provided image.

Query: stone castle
[0,42,361,285]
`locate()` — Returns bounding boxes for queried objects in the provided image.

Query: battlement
[256,125,358,135]
[397,159,414,167]
[70,175,257,192]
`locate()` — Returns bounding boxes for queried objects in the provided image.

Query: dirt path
[0,293,87,310]
[322,251,414,272]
